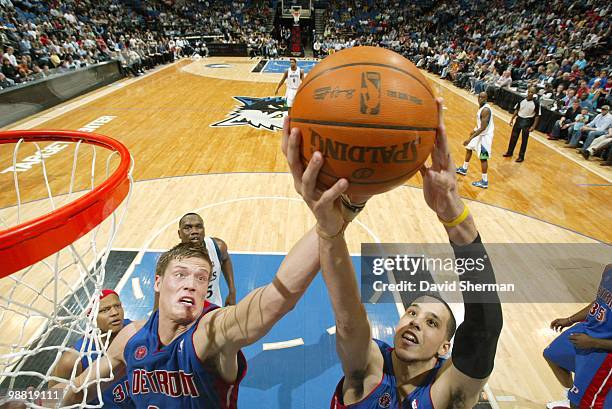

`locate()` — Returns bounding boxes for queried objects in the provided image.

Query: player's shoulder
[211,237,228,251]
[119,319,147,344]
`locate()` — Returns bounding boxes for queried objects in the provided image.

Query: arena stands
[316,0,610,164]
[0,0,277,89]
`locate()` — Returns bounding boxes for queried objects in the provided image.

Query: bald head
[478,92,488,106]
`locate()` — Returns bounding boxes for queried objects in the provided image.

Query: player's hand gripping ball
[290,46,438,195]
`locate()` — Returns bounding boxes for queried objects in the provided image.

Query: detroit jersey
[585,265,612,340]
[73,319,134,408]
[124,303,247,408]
[330,339,444,409]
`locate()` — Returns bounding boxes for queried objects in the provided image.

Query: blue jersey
[586,266,612,340]
[73,319,133,408]
[124,302,247,408]
[331,339,444,409]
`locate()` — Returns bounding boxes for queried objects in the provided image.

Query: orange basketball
[290,46,438,196]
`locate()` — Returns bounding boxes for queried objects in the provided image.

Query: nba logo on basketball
[377,392,391,408]
[134,346,147,360]
[360,72,381,115]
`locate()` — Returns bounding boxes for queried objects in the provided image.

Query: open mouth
[110,319,122,326]
[178,296,195,307]
[402,330,419,345]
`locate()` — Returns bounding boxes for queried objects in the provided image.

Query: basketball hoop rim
[0,130,132,278]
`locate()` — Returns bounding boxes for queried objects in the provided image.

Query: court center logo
[211,96,288,132]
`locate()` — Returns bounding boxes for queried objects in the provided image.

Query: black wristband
[340,194,366,214]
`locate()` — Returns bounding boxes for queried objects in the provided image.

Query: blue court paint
[263,60,318,74]
[117,251,399,409]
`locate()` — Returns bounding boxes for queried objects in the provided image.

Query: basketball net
[0,131,133,408]
[292,10,300,25]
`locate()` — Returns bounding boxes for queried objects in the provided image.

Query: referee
[504,86,541,162]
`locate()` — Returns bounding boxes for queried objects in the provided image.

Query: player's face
[393,297,451,363]
[178,215,205,244]
[96,294,125,334]
[155,257,211,325]
[478,93,487,106]
[290,59,296,69]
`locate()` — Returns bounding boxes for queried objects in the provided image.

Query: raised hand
[418,98,464,222]
[282,117,349,236]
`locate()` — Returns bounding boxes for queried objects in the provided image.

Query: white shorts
[466,136,480,152]
[285,88,298,107]
[466,136,490,160]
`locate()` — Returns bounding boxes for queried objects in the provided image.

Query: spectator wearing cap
[567,105,612,149]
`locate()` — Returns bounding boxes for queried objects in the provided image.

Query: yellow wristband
[438,204,469,227]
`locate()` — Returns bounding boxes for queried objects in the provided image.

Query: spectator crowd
[0,0,275,88]
[316,0,611,165]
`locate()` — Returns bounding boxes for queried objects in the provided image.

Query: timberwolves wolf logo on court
[211,96,287,131]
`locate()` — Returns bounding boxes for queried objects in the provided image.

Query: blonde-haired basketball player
[456,92,494,189]
[275,58,303,112]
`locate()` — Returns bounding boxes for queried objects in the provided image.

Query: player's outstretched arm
[202,226,321,354]
[282,118,380,399]
[420,99,503,406]
[57,322,139,406]
[198,117,343,355]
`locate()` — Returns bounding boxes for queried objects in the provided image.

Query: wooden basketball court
[1,57,610,408]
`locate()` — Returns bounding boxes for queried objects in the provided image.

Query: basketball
[290,46,438,195]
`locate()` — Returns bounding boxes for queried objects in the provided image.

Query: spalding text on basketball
[310,130,420,163]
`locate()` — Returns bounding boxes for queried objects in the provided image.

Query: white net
[0,133,132,408]
[292,10,300,24]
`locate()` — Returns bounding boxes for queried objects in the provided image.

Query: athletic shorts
[569,349,611,409]
[285,88,298,107]
[544,322,611,408]
[465,138,490,160]
[543,322,586,372]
